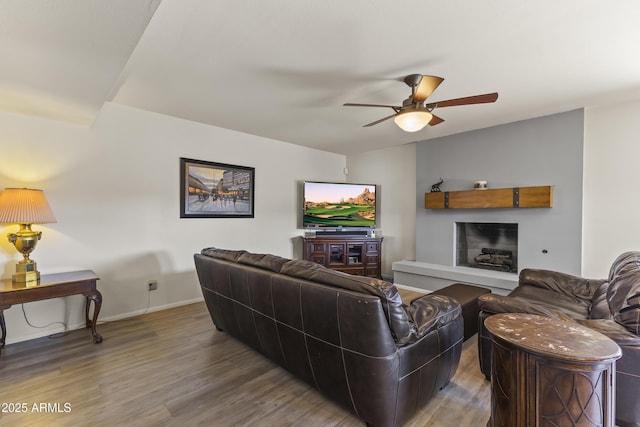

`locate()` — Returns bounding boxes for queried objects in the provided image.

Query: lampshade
[0,188,56,284]
[394,109,433,132]
[0,188,57,224]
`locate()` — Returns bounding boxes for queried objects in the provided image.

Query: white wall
[583,98,640,278]
[346,144,417,278]
[0,103,345,345]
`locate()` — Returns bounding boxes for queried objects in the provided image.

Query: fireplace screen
[456,222,518,272]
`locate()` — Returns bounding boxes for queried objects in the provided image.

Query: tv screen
[303,181,376,228]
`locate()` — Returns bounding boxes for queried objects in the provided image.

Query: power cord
[141,285,151,315]
[21,303,69,339]
[21,289,152,336]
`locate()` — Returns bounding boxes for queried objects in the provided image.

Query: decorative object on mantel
[425,185,553,209]
[430,178,443,192]
[0,188,57,284]
[473,180,488,190]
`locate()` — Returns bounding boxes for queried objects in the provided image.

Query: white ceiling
[2,0,640,155]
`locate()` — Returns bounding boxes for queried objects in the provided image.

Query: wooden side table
[0,270,102,350]
[485,313,621,427]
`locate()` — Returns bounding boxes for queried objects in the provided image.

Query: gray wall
[415,109,584,275]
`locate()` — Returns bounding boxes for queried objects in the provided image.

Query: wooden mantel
[425,185,553,209]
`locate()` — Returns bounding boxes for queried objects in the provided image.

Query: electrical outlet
[148,280,158,291]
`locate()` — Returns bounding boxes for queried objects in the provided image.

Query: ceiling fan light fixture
[394,109,433,132]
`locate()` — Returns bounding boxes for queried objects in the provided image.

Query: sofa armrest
[406,294,462,340]
[478,294,573,321]
[519,268,606,302]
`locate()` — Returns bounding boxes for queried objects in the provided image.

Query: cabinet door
[364,268,378,277]
[364,254,378,266]
[307,242,326,265]
[328,243,346,266]
[366,241,379,253]
[347,243,364,265]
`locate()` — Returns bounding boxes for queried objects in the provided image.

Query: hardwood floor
[0,294,491,426]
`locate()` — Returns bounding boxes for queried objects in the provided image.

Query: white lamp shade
[0,188,57,224]
[394,110,433,132]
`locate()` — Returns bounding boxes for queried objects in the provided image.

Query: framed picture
[180,157,255,218]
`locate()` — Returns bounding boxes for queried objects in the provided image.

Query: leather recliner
[477,251,640,427]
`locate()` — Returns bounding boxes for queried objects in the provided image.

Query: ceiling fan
[344,74,498,132]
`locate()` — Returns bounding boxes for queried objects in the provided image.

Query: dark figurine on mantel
[431,178,443,192]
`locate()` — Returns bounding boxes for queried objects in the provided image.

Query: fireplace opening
[456,222,518,273]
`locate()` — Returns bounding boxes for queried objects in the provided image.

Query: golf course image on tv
[303,181,376,228]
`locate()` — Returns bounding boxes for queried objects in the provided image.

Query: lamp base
[13,259,40,285]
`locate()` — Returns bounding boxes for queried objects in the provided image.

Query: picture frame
[180,157,255,218]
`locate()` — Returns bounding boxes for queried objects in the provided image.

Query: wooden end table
[485,313,621,427]
[0,270,102,350]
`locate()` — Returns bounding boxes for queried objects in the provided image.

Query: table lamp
[0,188,57,284]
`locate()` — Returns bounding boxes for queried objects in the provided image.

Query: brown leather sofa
[194,248,464,427]
[477,251,640,427]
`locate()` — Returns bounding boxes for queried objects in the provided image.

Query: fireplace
[456,222,518,272]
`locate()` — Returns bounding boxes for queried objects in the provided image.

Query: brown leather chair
[195,248,464,427]
[478,252,640,427]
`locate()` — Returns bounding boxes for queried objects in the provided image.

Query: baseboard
[4,297,205,346]
[4,325,71,346]
[99,297,204,322]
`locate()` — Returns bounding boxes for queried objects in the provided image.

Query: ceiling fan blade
[428,114,445,126]
[363,113,397,127]
[426,92,499,109]
[344,102,400,110]
[413,75,444,101]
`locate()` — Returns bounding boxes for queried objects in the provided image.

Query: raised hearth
[392,260,517,296]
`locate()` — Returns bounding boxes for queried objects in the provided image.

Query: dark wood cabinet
[485,314,620,427]
[302,236,383,279]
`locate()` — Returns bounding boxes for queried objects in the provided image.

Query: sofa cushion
[508,285,591,319]
[201,247,247,261]
[237,252,290,273]
[280,259,415,344]
[478,293,575,321]
[519,268,602,303]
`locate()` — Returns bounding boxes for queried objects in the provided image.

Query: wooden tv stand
[302,235,383,279]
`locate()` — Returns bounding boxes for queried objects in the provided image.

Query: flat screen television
[303,181,376,228]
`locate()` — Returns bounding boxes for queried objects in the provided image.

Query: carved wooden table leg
[85,290,103,344]
[0,311,6,348]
